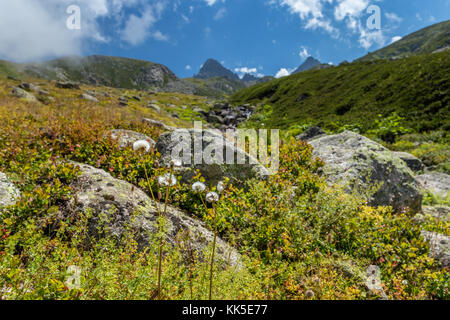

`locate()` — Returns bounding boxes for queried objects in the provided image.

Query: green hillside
[359,20,450,61]
[232,51,450,133]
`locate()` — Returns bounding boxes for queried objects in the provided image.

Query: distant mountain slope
[293,57,321,73]
[359,20,450,61]
[22,55,179,89]
[183,76,247,97]
[0,55,246,98]
[232,51,450,133]
[195,58,239,80]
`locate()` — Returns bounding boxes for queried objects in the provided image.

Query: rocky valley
[0,19,449,301]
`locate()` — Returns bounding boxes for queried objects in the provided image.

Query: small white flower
[216,181,224,194]
[133,140,151,153]
[158,173,177,187]
[206,192,219,203]
[192,181,206,193]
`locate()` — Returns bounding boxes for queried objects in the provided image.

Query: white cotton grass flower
[192,181,206,193]
[133,140,151,153]
[170,159,182,168]
[216,181,224,194]
[206,192,219,203]
[158,173,177,187]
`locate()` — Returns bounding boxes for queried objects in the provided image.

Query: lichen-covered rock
[392,152,424,172]
[416,172,450,198]
[156,129,269,185]
[147,103,161,113]
[81,93,98,103]
[0,173,20,212]
[67,162,240,266]
[295,126,327,142]
[422,205,449,221]
[421,231,449,268]
[310,131,422,213]
[11,87,38,103]
[19,82,41,92]
[108,129,155,149]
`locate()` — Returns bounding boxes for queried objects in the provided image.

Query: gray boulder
[295,126,327,142]
[19,83,41,92]
[156,129,269,185]
[392,152,424,172]
[421,231,449,268]
[422,205,449,221]
[0,173,20,213]
[81,93,99,103]
[416,172,450,198]
[142,118,176,132]
[109,129,155,149]
[66,162,240,266]
[147,103,161,113]
[310,131,422,213]
[11,87,38,103]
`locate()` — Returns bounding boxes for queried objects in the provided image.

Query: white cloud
[181,14,190,23]
[0,0,81,62]
[186,65,192,70]
[274,0,390,50]
[0,0,170,62]
[214,8,227,20]
[205,0,221,6]
[299,46,310,59]
[234,67,258,74]
[359,28,385,50]
[334,0,369,21]
[385,12,402,23]
[275,68,292,78]
[277,0,338,36]
[120,7,159,45]
[204,26,212,37]
[390,36,402,44]
[151,30,169,42]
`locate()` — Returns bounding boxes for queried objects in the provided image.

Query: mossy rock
[310,131,423,213]
[65,162,241,266]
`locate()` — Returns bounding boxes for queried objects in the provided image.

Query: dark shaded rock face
[310,131,423,213]
[292,57,321,74]
[134,64,178,88]
[392,152,424,172]
[195,59,239,80]
[295,126,327,142]
[204,103,255,130]
[156,129,269,185]
[65,162,240,266]
[56,82,80,89]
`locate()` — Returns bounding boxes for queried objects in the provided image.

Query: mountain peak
[242,73,259,82]
[195,59,239,80]
[292,56,322,74]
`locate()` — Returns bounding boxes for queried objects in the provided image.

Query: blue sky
[1,0,449,78]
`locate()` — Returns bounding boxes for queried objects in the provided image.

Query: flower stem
[157,167,173,300]
[209,201,217,300]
